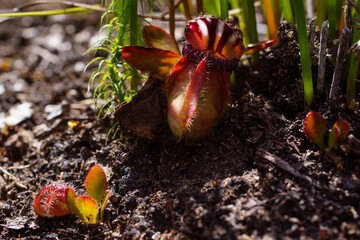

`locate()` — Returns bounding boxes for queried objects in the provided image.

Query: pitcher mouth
[182,44,239,72]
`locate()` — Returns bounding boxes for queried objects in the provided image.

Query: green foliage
[87,0,155,118]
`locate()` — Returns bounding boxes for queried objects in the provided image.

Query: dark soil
[1,8,360,240]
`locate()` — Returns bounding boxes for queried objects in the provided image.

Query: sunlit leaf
[76,196,98,224]
[85,165,107,205]
[303,112,327,150]
[142,25,180,54]
[122,46,181,75]
[65,188,87,222]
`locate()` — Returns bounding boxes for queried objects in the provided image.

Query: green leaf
[122,46,181,75]
[85,165,107,205]
[303,112,327,150]
[76,196,98,224]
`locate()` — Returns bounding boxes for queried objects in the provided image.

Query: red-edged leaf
[76,196,98,224]
[99,191,111,222]
[122,46,181,75]
[65,188,78,213]
[333,120,350,142]
[166,57,191,96]
[46,188,72,217]
[303,112,327,149]
[328,125,340,150]
[85,165,107,205]
[65,188,87,222]
[142,25,180,54]
[33,184,69,217]
[244,39,277,54]
[180,57,209,130]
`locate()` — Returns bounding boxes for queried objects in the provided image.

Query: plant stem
[129,0,138,46]
[263,0,279,42]
[169,0,175,40]
[196,0,204,15]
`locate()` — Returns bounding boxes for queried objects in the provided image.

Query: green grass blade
[316,0,328,27]
[293,0,313,107]
[280,0,294,24]
[347,0,360,109]
[0,6,96,18]
[203,0,220,16]
[328,0,339,39]
[229,0,241,17]
[220,0,229,20]
[241,0,259,62]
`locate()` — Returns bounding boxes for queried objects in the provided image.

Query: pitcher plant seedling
[303,112,350,150]
[33,165,111,224]
[122,16,276,140]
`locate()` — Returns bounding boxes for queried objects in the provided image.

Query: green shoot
[293,0,313,107]
[347,0,360,109]
[87,0,155,121]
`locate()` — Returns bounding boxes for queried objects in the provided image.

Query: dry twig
[256,148,313,186]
